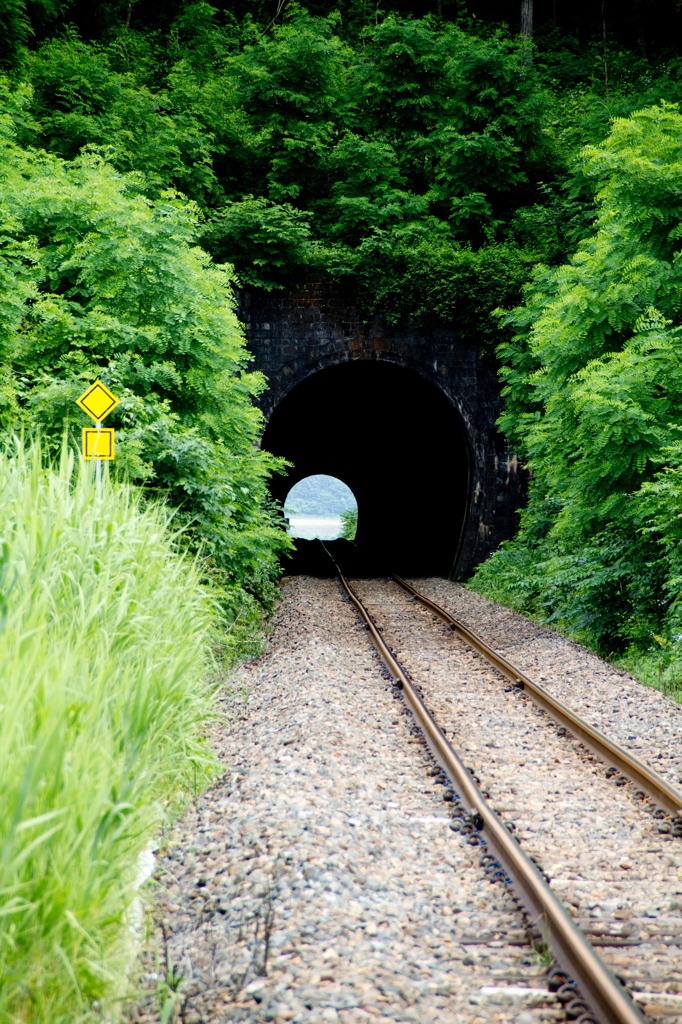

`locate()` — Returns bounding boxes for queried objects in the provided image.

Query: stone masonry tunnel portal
[241,283,524,578]
[262,362,470,577]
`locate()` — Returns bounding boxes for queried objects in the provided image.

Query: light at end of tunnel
[284,474,357,541]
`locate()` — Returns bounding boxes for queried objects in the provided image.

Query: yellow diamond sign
[82,428,115,460]
[76,380,119,422]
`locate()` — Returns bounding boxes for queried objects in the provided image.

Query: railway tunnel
[240,282,524,579]
[261,360,471,577]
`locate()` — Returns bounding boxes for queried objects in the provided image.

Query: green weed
[0,439,221,1023]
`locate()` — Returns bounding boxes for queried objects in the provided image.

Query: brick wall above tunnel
[238,281,524,579]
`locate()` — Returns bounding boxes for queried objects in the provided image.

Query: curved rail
[393,575,682,817]
[332,566,647,1024]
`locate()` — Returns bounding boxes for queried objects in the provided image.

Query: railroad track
[323,552,682,1024]
[393,574,682,820]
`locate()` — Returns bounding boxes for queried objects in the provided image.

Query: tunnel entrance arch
[263,360,470,577]
[241,281,525,577]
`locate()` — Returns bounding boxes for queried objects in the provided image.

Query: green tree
[27,33,220,200]
[229,10,351,205]
[473,103,682,657]
[0,82,289,619]
[15,9,561,331]
[0,0,74,69]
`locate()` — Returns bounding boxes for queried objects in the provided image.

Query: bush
[340,507,358,540]
[471,105,682,684]
[0,87,291,619]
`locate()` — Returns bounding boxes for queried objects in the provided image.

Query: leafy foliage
[12,8,563,338]
[472,105,682,677]
[24,4,682,343]
[0,91,290,620]
[27,34,220,201]
[341,507,358,541]
[204,195,315,288]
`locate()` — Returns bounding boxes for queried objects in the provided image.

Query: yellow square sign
[82,427,115,460]
[76,381,119,422]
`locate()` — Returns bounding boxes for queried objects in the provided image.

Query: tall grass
[617,644,682,705]
[0,439,220,1023]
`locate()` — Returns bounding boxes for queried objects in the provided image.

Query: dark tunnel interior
[262,361,471,576]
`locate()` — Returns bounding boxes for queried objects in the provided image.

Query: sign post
[76,381,119,485]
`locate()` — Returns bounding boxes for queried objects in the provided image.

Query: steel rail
[393,575,682,817]
[332,566,647,1024]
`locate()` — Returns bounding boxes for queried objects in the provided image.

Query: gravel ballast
[129,576,682,1024]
